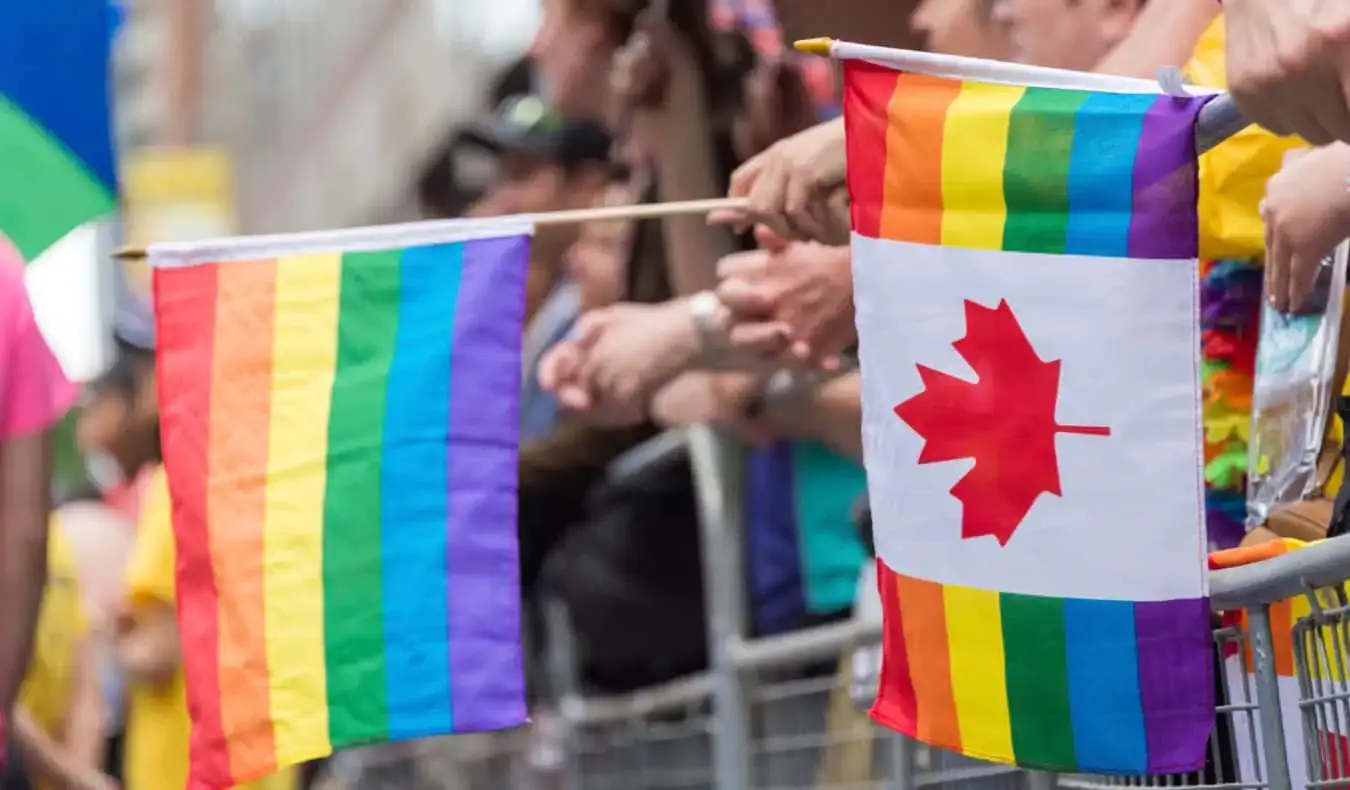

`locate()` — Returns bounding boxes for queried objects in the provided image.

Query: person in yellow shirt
[117,468,295,790]
[12,507,116,790]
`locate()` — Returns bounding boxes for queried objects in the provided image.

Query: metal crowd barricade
[454,441,1350,790]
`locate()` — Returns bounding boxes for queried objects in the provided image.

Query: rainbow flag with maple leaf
[838,43,1215,775]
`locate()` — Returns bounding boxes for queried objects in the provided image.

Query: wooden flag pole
[108,197,750,261]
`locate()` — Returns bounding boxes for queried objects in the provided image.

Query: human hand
[708,117,851,243]
[1226,0,1350,145]
[1260,143,1350,313]
[650,373,777,445]
[716,227,856,370]
[539,300,702,426]
[609,7,703,142]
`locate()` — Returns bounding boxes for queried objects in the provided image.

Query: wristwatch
[687,290,729,366]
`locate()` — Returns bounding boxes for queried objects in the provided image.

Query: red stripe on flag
[871,560,918,734]
[154,264,233,789]
[843,61,899,238]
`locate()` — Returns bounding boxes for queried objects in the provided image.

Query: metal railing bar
[562,672,715,725]
[1210,537,1350,611]
[728,620,879,672]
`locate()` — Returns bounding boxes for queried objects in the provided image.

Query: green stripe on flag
[1001,592,1076,768]
[322,250,402,746]
[0,96,113,259]
[1000,88,1087,256]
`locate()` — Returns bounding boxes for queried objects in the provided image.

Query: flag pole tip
[111,246,146,261]
[793,38,833,57]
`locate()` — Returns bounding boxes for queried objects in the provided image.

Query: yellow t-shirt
[123,468,296,790]
[19,518,87,748]
[1189,16,1309,261]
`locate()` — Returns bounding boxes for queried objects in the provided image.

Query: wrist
[685,291,732,368]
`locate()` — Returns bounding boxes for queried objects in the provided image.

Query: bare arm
[13,638,109,790]
[0,431,52,714]
[766,372,863,462]
[13,708,75,788]
[60,637,108,772]
[1093,0,1219,79]
[656,127,740,296]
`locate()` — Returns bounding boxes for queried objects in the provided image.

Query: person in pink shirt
[0,236,78,763]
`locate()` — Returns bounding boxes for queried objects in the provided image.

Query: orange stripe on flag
[879,73,962,244]
[208,259,280,778]
[896,574,962,752]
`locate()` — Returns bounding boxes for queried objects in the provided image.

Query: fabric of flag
[151,220,532,789]
[845,52,1214,774]
[1211,540,1350,787]
[0,1,118,259]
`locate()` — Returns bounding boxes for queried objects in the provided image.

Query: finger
[753,224,790,253]
[1288,251,1327,314]
[821,188,854,245]
[1268,229,1292,314]
[537,346,573,391]
[572,311,610,347]
[746,158,794,239]
[727,154,764,200]
[727,322,792,358]
[558,383,594,413]
[707,207,752,227]
[783,172,828,242]
[717,280,776,318]
[716,249,772,280]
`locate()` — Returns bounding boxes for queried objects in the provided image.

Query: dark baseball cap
[458,94,615,171]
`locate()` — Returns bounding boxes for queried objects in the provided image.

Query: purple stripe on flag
[445,233,530,731]
[1126,94,1211,260]
[1134,597,1214,773]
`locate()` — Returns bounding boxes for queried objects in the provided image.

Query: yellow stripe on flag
[944,584,1013,760]
[262,252,342,762]
[939,82,1023,250]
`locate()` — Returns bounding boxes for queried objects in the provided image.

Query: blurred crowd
[5,0,1350,789]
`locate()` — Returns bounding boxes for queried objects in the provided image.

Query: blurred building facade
[182,0,536,234]
[115,0,535,235]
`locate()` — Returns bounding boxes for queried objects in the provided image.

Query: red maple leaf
[893,299,1110,546]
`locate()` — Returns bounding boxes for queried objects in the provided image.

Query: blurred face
[485,151,568,216]
[992,0,1140,70]
[529,0,618,120]
[911,0,1009,59]
[77,375,158,485]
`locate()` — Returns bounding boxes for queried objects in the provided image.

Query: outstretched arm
[0,431,51,715]
[1093,0,1219,79]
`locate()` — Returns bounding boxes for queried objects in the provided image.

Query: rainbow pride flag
[841,44,1214,775]
[152,220,532,789]
[0,2,119,259]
